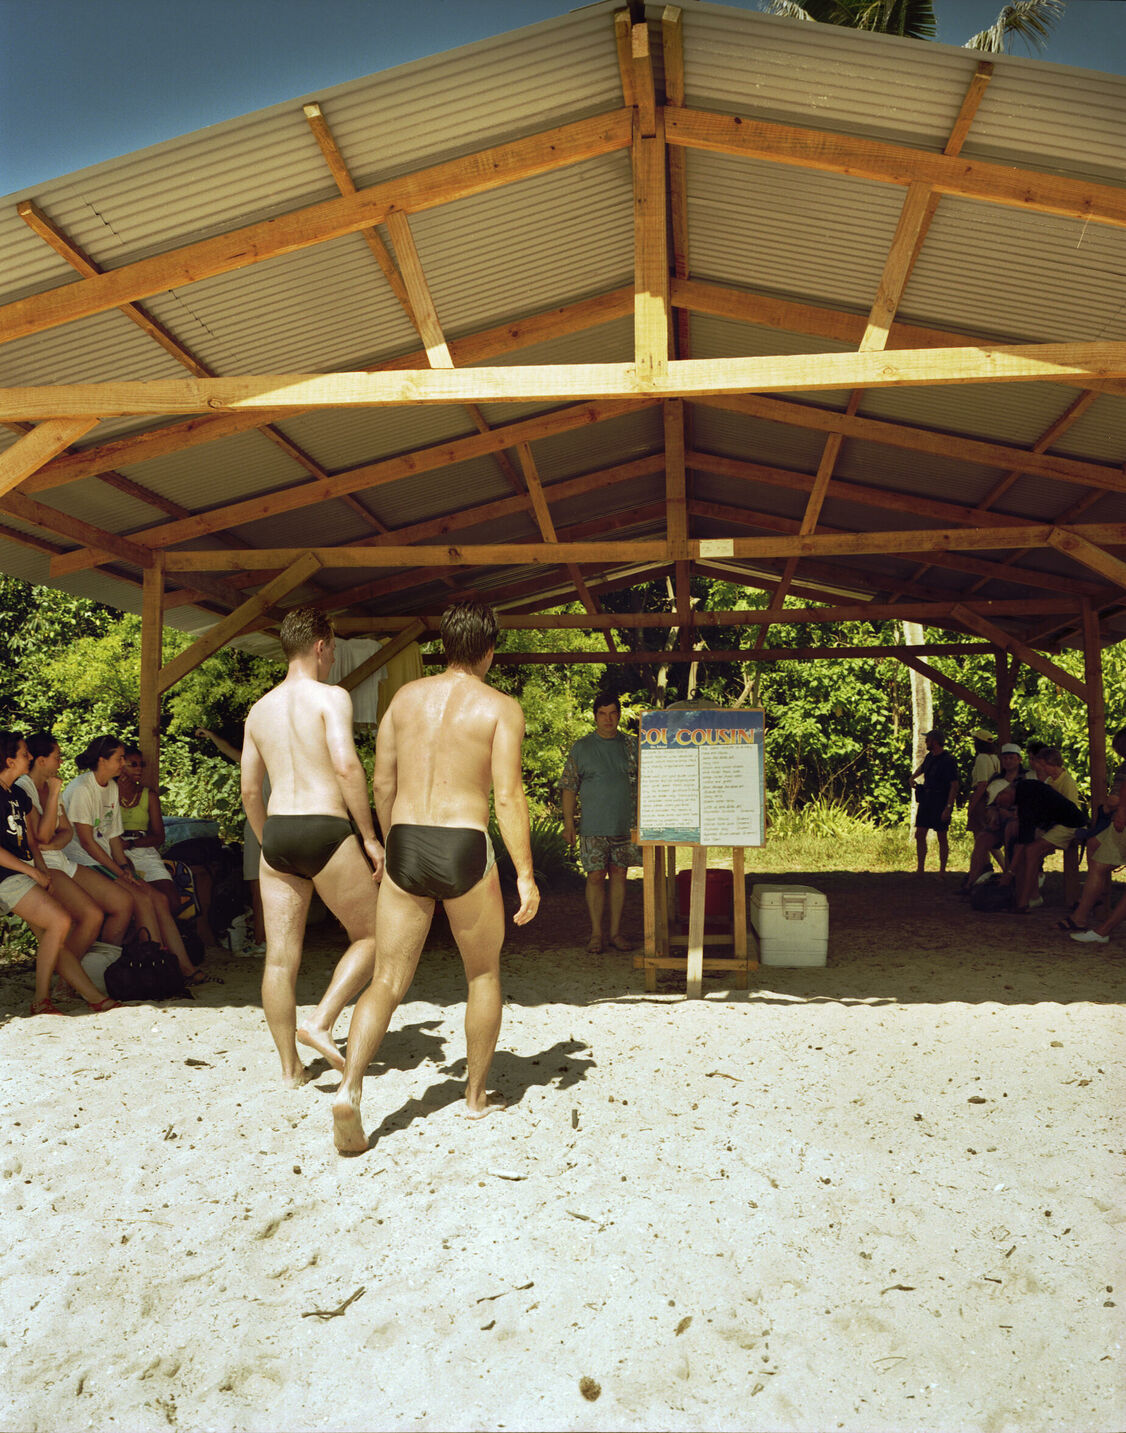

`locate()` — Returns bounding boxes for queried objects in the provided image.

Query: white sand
[1,871,1123,1432]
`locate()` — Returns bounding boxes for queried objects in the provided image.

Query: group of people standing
[0,730,203,1016]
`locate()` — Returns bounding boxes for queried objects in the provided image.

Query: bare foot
[609,934,633,951]
[297,1021,345,1071]
[332,1091,368,1154]
[282,1064,311,1090]
[464,1092,507,1120]
[586,936,603,954]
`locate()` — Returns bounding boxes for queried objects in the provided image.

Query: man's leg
[937,829,950,872]
[914,827,928,874]
[585,869,606,950]
[445,867,506,1116]
[1016,839,1052,909]
[333,879,432,1153]
[1068,855,1111,928]
[259,862,313,1087]
[299,836,381,1070]
[607,864,629,948]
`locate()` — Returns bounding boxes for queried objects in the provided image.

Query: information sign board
[637,708,765,847]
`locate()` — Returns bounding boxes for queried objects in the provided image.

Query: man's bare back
[240,610,383,1088]
[379,669,512,830]
[333,600,537,1153]
[245,678,355,818]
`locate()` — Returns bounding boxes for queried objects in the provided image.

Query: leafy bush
[489,815,581,889]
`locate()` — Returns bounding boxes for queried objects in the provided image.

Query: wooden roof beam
[0,419,99,497]
[953,603,1088,700]
[665,107,1126,229]
[11,344,1126,425]
[0,110,633,345]
[48,397,657,576]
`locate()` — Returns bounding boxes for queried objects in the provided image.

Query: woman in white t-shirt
[62,734,201,984]
[19,732,135,964]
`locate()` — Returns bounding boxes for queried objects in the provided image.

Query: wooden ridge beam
[953,603,1087,700]
[0,110,634,345]
[9,343,1126,422]
[664,107,1126,229]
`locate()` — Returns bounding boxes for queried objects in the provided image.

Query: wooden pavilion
[1,2,1124,796]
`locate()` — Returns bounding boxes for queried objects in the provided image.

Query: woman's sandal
[86,997,123,1013]
[29,997,66,1016]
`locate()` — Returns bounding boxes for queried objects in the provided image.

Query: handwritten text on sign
[638,709,765,846]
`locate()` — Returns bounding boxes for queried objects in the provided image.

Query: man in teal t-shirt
[561,694,639,953]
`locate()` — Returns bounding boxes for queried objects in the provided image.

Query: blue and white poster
[637,708,765,847]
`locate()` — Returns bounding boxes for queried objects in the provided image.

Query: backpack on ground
[970,876,1013,913]
[104,928,188,1001]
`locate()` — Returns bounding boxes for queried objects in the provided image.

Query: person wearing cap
[910,728,959,875]
[965,730,1000,837]
[960,743,1025,893]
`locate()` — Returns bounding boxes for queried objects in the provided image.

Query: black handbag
[104,928,188,1001]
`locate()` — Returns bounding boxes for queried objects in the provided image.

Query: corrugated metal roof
[0,0,1123,660]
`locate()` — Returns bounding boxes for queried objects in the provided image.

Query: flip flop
[30,997,66,1016]
[183,969,220,987]
[609,934,634,951]
[586,937,603,954]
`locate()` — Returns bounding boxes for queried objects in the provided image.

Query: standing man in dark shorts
[332,600,538,1153]
[910,728,959,875]
[242,608,384,1087]
[562,693,639,951]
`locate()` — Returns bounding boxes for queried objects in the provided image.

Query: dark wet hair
[26,732,59,763]
[973,737,995,755]
[0,731,25,769]
[75,734,124,771]
[440,601,499,667]
[123,744,143,760]
[1041,746,1063,767]
[279,607,334,661]
[1026,740,1046,758]
[593,692,621,718]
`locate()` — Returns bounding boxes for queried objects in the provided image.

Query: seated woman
[115,745,181,912]
[0,730,121,1016]
[1059,726,1126,933]
[18,730,136,989]
[61,734,203,984]
[960,743,1025,894]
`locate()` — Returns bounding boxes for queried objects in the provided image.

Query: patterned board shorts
[579,834,641,874]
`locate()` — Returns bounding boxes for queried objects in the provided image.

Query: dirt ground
[1,868,1123,1433]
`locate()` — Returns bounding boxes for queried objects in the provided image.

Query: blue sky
[1,0,1123,195]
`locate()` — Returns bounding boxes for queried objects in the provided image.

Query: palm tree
[763,0,1064,53]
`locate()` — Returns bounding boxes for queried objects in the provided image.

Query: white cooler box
[750,884,828,966]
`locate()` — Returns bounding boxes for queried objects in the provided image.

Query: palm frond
[964,0,1065,54]
[762,1,818,20]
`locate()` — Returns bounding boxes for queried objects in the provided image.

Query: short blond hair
[279,607,334,660]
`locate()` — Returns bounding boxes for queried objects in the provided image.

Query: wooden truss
[1,8,1122,794]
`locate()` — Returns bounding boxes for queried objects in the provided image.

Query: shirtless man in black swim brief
[242,608,384,1087]
[332,599,539,1152]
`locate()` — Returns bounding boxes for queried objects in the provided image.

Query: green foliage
[489,815,581,888]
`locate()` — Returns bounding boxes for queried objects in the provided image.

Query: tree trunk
[903,619,932,825]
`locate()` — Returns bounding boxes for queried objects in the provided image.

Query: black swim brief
[261,814,355,880]
[385,824,495,901]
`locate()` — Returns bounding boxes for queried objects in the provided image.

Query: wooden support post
[643,843,657,966]
[139,555,164,786]
[732,847,749,989]
[656,846,670,956]
[994,650,1014,745]
[1083,600,1107,809]
[686,845,708,1000]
